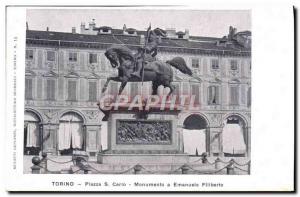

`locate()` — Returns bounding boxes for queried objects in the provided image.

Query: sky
[26,9,251,37]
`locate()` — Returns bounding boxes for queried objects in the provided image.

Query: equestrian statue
[101,26,193,97]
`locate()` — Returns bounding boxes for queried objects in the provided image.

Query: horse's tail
[166,57,192,76]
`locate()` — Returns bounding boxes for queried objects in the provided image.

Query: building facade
[24,21,251,158]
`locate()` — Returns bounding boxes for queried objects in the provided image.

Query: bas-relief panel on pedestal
[116,120,172,145]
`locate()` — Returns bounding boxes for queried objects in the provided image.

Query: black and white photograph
[23,9,251,175]
[3,4,294,192]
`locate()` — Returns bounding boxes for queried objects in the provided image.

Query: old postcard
[4,3,294,192]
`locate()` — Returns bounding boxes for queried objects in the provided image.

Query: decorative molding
[42,70,58,78]
[207,113,223,127]
[209,77,222,84]
[45,61,56,70]
[65,70,80,78]
[229,78,241,83]
[83,110,99,120]
[86,72,100,79]
[25,69,37,76]
[42,109,60,122]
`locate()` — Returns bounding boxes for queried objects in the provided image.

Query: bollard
[226,159,235,175]
[134,164,143,174]
[40,153,48,174]
[215,157,221,170]
[181,164,189,174]
[31,156,41,174]
[247,161,251,175]
[201,152,208,164]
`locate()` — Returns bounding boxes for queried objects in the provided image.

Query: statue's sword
[141,24,151,87]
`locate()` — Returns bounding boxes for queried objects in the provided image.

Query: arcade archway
[183,114,208,155]
[58,112,84,155]
[222,115,247,157]
[24,111,41,155]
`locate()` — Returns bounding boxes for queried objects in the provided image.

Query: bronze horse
[101,44,193,96]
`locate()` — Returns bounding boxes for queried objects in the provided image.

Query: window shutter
[46,79,55,100]
[38,50,43,68]
[59,51,64,70]
[80,53,84,69]
[221,59,227,77]
[68,81,77,100]
[208,86,212,104]
[202,58,207,75]
[100,54,106,71]
[230,86,239,105]
[241,85,246,104]
[36,78,42,99]
[208,86,218,105]
[46,80,50,100]
[25,78,33,99]
[89,81,97,101]
[51,80,55,100]
[247,87,251,107]
[215,86,220,104]
[191,84,200,104]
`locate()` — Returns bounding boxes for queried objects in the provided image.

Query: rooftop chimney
[228,26,237,40]
[46,27,49,31]
[89,19,96,30]
[122,24,126,34]
[72,27,76,34]
[184,29,189,39]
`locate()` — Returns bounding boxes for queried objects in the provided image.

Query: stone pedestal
[97,104,188,166]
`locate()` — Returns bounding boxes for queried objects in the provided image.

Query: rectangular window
[89,53,98,64]
[25,78,33,100]
[26,50,34,60]
[46,79,56,100]
[47,51,55,61]
[211,59,219,69]
[190,84,200,104]
[230,60,238,70]
[68,81,77,101]
[69,52,77,62]
[88,81,97,101]
[247,87,251,107]
[191,58,200,69]
[230,86,239,105]
[208,86,219,105]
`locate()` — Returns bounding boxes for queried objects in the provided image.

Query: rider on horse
[131,28,167,79]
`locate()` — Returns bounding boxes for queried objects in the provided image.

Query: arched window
[58,112,84,155]
[222,115,246,157]
[24,111,41,155]
[183,114,208,155]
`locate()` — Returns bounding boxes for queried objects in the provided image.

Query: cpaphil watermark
[98,94,201,111]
